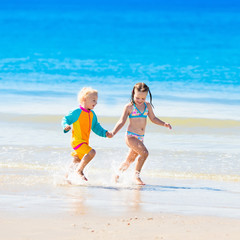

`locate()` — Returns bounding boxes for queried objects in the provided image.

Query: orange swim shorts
[71,142,92,159]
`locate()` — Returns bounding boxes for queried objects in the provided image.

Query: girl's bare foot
[135,177,145,185]
[115,169,124,183]
[135,171,145,185]
[115,175,119,183]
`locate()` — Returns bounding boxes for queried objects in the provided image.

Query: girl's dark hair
[131,82,153,107]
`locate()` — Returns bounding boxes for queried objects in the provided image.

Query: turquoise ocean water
[0,0,240,218]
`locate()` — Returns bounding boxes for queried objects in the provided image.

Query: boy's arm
[91,111,108,137]
[62,109,81,133]
[147,103,172,129]
[112,104,130,136]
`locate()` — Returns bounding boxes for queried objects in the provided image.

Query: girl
[62,87,113,181]
[112,83,172,185]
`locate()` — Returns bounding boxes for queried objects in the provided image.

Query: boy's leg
[73,155,81,163]
[77,149,96,181]
[65,155,81,181]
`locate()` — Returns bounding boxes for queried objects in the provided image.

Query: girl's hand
[64,125,71,131]
[164,123,172,130]
[106,131,114,138]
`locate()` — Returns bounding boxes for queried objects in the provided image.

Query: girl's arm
[147,103,172,129]
[112,104,130,136]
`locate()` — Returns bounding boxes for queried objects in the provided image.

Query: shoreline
[1,112,240,127]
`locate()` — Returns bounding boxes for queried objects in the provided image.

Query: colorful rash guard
[62,106,107,157]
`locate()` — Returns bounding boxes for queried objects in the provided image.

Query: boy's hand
[64,125,71,131]
[106,131,114,138]
[164,123,172,130]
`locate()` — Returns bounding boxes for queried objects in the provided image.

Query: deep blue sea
[0,0,240,118]
[0,0,240,218]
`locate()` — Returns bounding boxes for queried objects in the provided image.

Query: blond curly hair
[77,87,98,104]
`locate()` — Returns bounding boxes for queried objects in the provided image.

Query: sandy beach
[1,113,240,239]
[1,211,240,240]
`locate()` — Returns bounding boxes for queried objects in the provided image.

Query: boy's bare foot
[65,178,72,184]
[64,173,72,184]
[135,171,145,185]
[78,170,88,181]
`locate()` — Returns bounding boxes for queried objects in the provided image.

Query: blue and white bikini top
[129,103,148,118]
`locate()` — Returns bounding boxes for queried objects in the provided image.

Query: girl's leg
[115,149,138,182]
[77,149,96,181]
[119,148,139,172]
[126,137,149,185]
